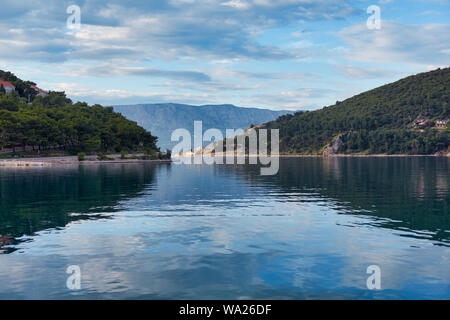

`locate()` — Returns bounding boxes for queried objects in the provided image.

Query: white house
[0,79,15,94]
[436,119,449,128]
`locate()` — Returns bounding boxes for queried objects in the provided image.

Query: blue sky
[0,0,449,110]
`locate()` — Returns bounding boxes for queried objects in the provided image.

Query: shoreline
[278,153,449,158]
[1,153,448,167]
[178,152,449,158]
[0,154,173,167]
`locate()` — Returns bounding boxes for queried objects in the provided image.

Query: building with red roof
[0,79,15,94]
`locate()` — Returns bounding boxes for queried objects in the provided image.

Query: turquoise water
[0,158,448,299]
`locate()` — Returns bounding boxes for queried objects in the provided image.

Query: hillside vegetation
[265,68,449,155]
[0,71,158,154]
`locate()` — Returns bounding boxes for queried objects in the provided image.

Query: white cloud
[339,21,450,66]
[221,0,250,9]
[333,64,397,79]
[0,0,358,63]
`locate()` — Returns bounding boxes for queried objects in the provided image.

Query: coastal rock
[434,150,450,157]
[323,136,344,157]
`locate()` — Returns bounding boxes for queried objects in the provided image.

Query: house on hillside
[414,116,428,127]
[31,84,48,97]
[435,119,449,128]
[0,79,15,94]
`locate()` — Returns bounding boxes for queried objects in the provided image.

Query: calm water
[0,158,448,299]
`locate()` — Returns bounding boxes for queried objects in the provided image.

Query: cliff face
[323,136,344,157]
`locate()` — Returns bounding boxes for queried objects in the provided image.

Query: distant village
[0,78,48,100]
[414,115,449,130]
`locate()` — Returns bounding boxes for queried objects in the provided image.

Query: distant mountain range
[113,103,292,150]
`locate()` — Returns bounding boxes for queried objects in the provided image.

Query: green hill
[265,68,449,155]
[0,71,158,155]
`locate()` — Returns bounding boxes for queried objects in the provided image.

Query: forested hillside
[265,68,449,155]
[0,71,158,154]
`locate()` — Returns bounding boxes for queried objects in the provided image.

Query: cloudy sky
[0,0,449,110]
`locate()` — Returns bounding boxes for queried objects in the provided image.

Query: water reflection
[0,158,448,299]
[213,157,449,246]
[0,164,160,253]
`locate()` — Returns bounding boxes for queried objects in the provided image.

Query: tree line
[0,81,158,154]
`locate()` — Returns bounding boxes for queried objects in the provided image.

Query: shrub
[77,152,86,161]
[144,148,154,155]
[97,153,108,161]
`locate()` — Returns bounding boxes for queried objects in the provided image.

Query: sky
[0,0,449,110]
